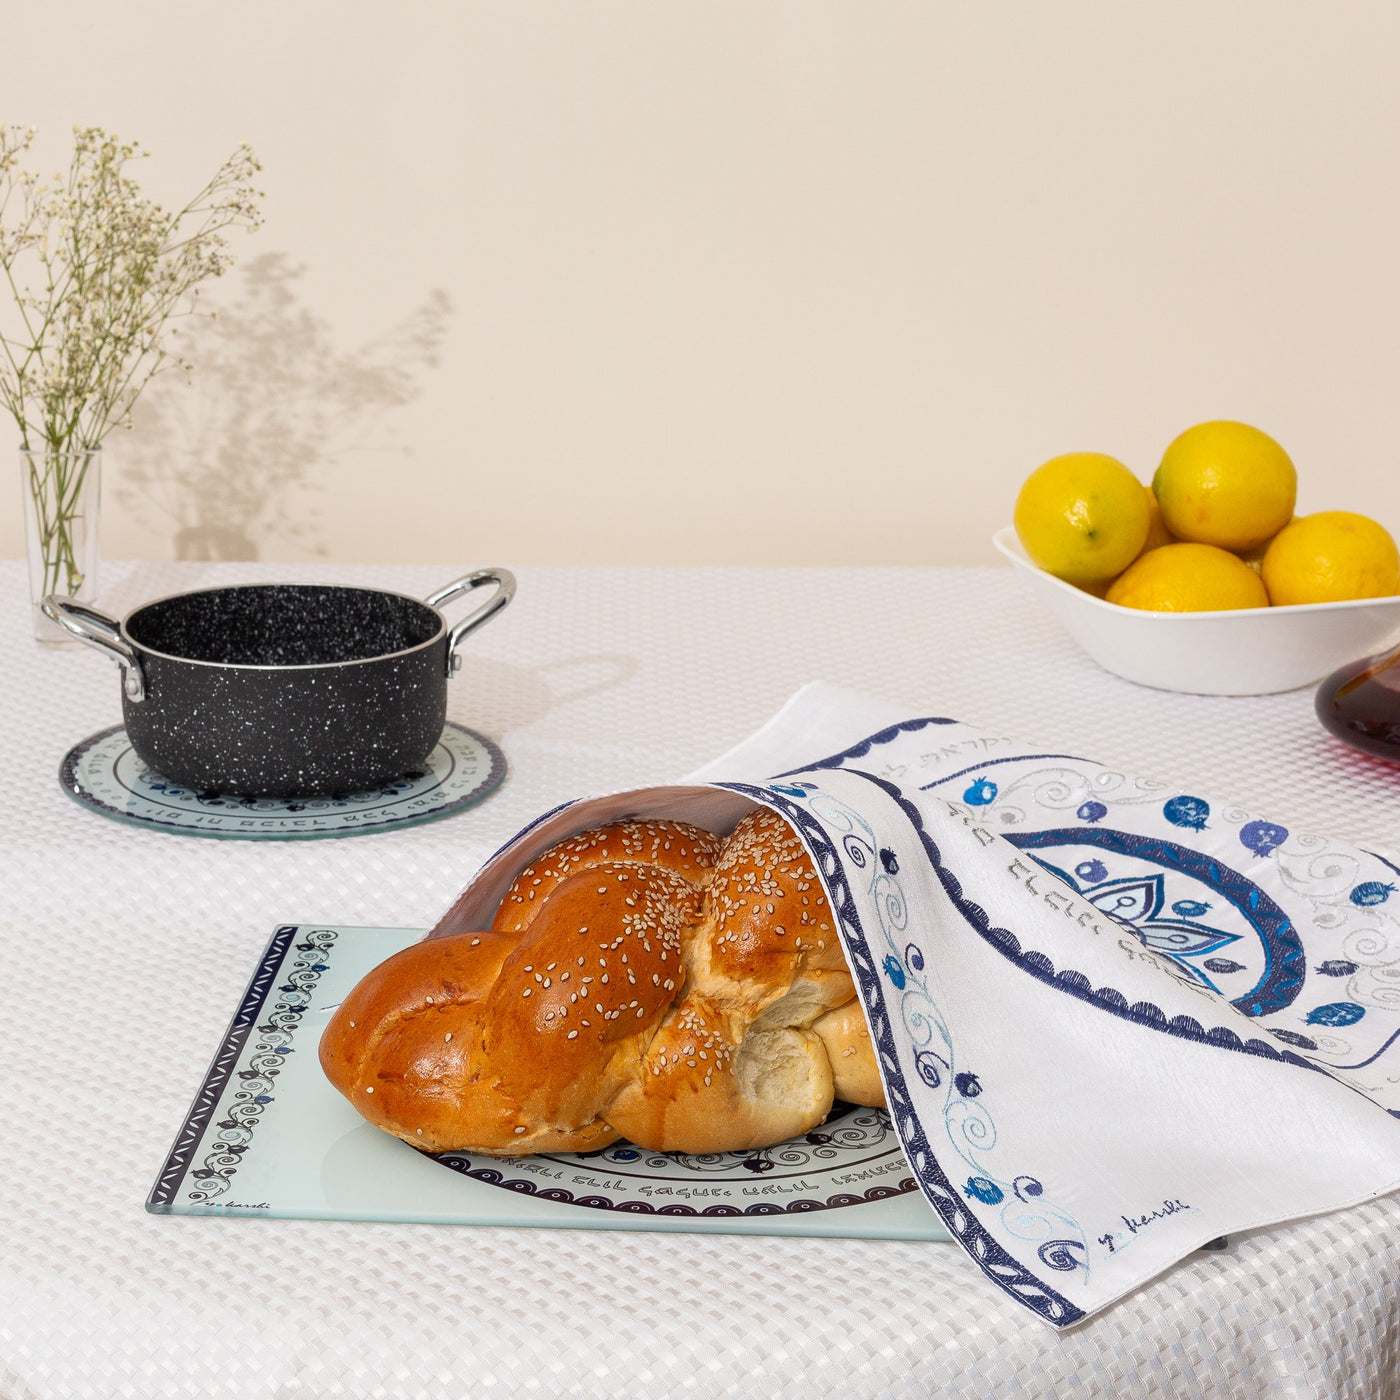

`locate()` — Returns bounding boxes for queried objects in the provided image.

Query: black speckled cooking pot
[43,569,515,798]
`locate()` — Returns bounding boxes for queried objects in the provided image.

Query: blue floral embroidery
[1239,821,1288,857]
[963,778,998,806]
[1038,1239,1088,1272]
[722,718,1400,1325]
[965,1176,1003,1204]
[1351,882,1395,907]
[915,1049,949,1087]
[850,781,1319,1069]
[1316,959,1359,977]
[719,746,1399,1321]
[721,779,1089,1327]
[1306,1002,1366,1027]
[1005,828,1306,1018]
[1163,795,1211,831]
[1077,801,1108,824]
[1027,864,1242,994]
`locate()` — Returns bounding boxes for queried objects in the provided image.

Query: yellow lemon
[1260,511,1400,605]
[1153,421,1297,552]
[1106,542,1269,612]
[1014,452,1149,586]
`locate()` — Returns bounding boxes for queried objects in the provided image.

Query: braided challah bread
[320,809,885,1155]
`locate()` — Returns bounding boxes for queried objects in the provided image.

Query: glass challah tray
[148,924,951,1241]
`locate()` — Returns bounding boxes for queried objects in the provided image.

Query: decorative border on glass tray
[430,1105,917,1214]
[148,925,337,1210]
[431,1155,917,1216]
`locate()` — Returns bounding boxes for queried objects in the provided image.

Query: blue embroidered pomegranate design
[1006,828,1306,1017]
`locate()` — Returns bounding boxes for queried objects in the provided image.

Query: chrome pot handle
[41,595,146,701]
[425,567,517,677]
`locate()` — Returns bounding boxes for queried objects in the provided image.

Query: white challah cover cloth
[430,681,1400,1329]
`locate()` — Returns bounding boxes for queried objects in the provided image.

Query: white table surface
[3,558,1399,1400]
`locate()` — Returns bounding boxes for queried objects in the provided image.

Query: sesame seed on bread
[319,812,886,1156]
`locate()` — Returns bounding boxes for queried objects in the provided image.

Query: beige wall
[3,1,1399,568]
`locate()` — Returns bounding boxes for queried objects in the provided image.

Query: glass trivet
[60,721,506,840]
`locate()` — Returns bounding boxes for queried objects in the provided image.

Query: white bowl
[992,526,1400,696]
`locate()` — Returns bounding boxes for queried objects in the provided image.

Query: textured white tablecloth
[2,559,1398,1399]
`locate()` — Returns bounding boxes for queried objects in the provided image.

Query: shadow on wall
[117,253,452,560]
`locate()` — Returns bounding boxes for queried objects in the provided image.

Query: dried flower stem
[21,447,97,598]
[0,125,262,595]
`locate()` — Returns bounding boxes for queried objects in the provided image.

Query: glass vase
[21,446,102,644]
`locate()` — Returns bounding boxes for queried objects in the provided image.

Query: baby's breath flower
[0,124,262,596]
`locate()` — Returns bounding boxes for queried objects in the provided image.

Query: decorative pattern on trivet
[59,720,506,839]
